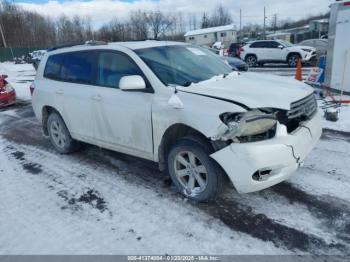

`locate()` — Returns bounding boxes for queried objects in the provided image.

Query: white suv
[240,40,317,67]
[31,41,322,202]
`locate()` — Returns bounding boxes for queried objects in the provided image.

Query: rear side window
[96,51,143,88]
[44,54,63,80]
[61,51,96,85]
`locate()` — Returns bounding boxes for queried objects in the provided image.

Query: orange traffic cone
[295,59,303,81]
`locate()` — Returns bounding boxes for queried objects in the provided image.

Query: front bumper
[210,110,322,193]
[303,51,317,62]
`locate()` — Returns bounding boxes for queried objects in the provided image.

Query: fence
[0,47,45,62]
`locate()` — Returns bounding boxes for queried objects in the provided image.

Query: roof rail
[47,40,108,52]
[47,43,82,52]
[85,40,108,45]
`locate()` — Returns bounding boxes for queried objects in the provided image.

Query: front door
[90,50,154,159]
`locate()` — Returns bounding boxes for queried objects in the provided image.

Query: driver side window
[97,51,143,89]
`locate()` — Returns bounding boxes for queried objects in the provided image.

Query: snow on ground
[0,135,286,255]
[0,62,35,101]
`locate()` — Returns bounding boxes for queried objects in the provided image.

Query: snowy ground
[1,62,350,255]
[0,62,35,101]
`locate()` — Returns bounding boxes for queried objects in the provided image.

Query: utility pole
[239,8,242,42]
[273,14,278,33]
[263,6,266,40]
[0,22,7,48]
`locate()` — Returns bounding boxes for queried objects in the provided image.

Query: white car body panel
[177,72,313,110]
[32,41,322,194]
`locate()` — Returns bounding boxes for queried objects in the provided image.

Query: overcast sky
[15,0,333,28]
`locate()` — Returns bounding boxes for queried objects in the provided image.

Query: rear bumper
[210,110,322,193]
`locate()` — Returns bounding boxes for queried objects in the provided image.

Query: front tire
[288,54,301,67]
[47,112,79,154]
[167,136,224,202]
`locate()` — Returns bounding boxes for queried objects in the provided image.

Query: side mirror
[119,75,146,91]
[278,45,284,49]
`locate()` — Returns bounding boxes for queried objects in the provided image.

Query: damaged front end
[208,95,322,193]
[212,109,278,144]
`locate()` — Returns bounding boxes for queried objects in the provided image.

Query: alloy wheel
[174,151,208,195]
[50,120,67,149]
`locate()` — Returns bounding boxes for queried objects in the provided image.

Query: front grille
[287,93,317,120]
[276,93,317,133]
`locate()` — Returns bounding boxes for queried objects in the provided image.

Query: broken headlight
[216,110,277,140]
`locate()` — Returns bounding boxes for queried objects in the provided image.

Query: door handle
[91,94,102,101]
[56,89,63,95]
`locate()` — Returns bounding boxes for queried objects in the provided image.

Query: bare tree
[201,12,210,29]
[146,11,173,39]
[206,4,233,28]
[129,10,148,40]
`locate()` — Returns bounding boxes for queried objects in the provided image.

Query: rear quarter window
[44,54,63,80]
[61,51,96,85]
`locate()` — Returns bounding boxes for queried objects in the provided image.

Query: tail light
[30,82,35,96]
[344,2,350,6]
[238,47,244,57]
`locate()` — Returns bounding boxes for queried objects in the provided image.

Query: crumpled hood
[177,72,313,110]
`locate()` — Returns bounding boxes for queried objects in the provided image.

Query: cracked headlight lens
[220,110,277,138]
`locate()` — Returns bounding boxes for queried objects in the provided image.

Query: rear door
[90,50,154,159]
[249,41,268,60]
[54,51,97,140]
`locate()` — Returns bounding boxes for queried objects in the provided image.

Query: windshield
[135,45,232,86]
[279,40,294,47]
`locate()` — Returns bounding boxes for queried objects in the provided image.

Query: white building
[184,24,237,48]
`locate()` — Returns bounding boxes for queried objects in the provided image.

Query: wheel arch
[41,106,63,136]
[157,123,213,171]
[244,53,258,61]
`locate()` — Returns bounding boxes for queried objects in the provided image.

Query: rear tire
[245,55,257,67]
[47,112,80,154]
[167,136,224,202]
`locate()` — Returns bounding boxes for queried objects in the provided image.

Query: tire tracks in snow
[1,105,350,254]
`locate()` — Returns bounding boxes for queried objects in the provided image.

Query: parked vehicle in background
[0,75,16,108]
[240,40,317,67]
[212,41,223,49]
[298,39,328,60]
[31,41,321,202]
[227,43,243,57]
[221,56,249,71]
[32,50,47,70]
[14,56,27,64]
[204,47,249,71]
